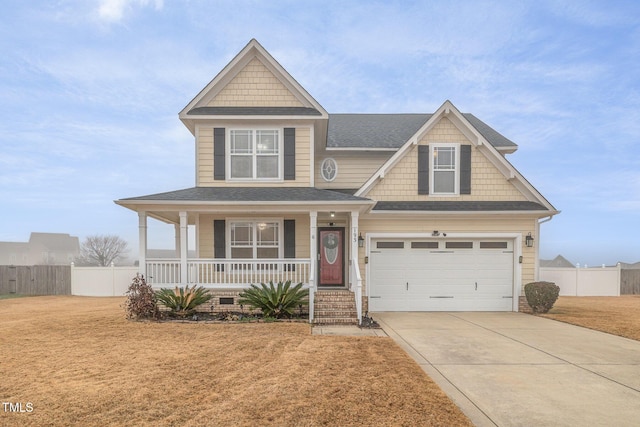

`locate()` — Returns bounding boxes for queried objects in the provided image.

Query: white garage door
[369,239,514,311]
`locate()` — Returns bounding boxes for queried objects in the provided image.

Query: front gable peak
[179,39,327,133]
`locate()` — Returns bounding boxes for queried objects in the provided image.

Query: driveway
[373,312,640,427]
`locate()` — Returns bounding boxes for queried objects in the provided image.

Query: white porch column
[309,211,317,289]
[179,211,188,284]
[138,211,147,276]
[309,211,317,323]
[350,210,359,268]
[174,224,181,258]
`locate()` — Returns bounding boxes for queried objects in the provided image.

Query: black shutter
[284,128,295,180]
[284,219,295,271]
[418,145,429,195]
[214,128,225,180]
[214,220,225,271]
[460,145,471,195]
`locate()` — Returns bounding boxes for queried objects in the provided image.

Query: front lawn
[539,295,640,341]
[0,296,471,426]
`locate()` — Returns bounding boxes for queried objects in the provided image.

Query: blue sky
[1,0,639,266]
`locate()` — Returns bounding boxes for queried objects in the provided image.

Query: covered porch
[115,187,373,323]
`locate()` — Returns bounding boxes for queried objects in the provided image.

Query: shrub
[524,281,560,313]
[238,280,308,319]
[123,274,159,320]
[155,285,213,318]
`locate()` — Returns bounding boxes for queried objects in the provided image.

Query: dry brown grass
[0,296,471,427]
[539,296,640,341]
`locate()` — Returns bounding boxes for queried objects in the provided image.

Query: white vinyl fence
[71,263,138,297]
[539,265,621,296]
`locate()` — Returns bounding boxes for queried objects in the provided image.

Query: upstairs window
[431,143,459,195]
[229,129,280,180]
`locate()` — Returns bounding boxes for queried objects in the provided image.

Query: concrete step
[313,317,358,325]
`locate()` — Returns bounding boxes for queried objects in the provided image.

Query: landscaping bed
[0,296,471,426]
[539,295,640,341]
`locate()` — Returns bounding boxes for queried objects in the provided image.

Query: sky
[1,0,639,266]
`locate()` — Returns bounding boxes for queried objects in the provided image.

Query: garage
[369,238,515,311]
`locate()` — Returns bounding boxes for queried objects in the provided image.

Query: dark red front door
[318,228,344,286]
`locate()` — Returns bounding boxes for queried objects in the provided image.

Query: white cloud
[98,0,163,23]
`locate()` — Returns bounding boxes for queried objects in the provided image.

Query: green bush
[524,281,560,313]
[123,274,159,320]
[155,285,213,318]
[238,280,308,319]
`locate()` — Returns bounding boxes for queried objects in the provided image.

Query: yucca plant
[155,285,212,318]
[238,280,308,319]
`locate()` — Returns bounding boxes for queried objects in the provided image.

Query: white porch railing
[146,258,311,288]
[350,255,363,324]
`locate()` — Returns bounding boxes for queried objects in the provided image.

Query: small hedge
[524,281,560,313]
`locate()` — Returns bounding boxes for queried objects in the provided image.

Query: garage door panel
[370,238,515,312]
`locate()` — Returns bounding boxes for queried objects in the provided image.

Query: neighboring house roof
[619,261,640,269]
[187,106,322,116]
[540,255,575,268]
[327,113,517,151]
[372,201,548,212]
[118,187,372,203]
[29,232,80,253]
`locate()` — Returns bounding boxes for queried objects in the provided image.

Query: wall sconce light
[432,230,440,237]
[358,233,364,248]
[525,232,534,248]
[330,211,335,218]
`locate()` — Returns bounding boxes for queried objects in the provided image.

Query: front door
[318,227,345,287]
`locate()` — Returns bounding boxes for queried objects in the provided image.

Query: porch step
[313,290,358,325]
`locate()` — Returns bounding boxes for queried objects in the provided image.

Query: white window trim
[226,218,284,259]
[320,157,338,182]
[227,128,283,181]
[430,142,460,196]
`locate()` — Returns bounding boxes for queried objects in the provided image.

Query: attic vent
[321,158,338,182]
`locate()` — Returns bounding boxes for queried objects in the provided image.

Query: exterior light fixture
[358,233,365,248]
[330,211,335,218]
[525,232,534,248]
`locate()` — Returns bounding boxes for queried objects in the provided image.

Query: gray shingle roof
[187,106,322,116]
[327,113,517,149]
[327,114,430,149]
[119,187,371,203]
[372,201,548,211]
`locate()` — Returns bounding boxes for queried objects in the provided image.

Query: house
[116,39,558,323]
[540,255,575,268]
[0,232,80,266]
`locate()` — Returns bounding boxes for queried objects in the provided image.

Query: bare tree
[76,235,129,266]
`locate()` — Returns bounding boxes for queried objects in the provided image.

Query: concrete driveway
[373,312,640,427]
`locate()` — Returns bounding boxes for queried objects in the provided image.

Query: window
[376,241,405,249]
[230,221,280,259]
[229,129,280,180]
[320,158,338,182]
[431,144,459,194]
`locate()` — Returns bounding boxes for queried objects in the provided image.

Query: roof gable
[355,100,557,213]
[179,39,327,133]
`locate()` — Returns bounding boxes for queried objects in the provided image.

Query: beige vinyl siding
[315,151,392,189]
[198,214,310,259]
[208,58,304,108]
[197,127,214,186]
[357,215,538,296]
[196,126,311,187]
[367,117,527,201]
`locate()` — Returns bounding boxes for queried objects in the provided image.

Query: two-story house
[116,39,558,324]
